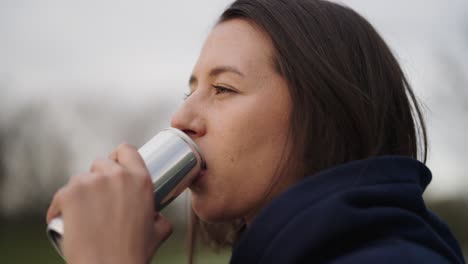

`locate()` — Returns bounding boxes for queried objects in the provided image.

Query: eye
[212,85,234,95]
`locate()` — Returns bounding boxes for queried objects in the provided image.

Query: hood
[230,156,465,263]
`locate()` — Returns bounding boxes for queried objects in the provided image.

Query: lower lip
[192,168,207,185]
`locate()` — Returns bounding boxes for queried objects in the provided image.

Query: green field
[2,200,467,264]
[0,217,230,264]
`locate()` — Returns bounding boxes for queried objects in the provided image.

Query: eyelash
[212,85,233,95]
[183,85,234,99]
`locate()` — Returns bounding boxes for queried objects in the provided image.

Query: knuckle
[117,143,137,153]
[68,173,82,184]
[64,173,105,201]
[68,173,90,188]
[89,158,103,172]
[94,172,107,182]
[73,172,102,190]
[89,159,99,172]
[66,178,85,199]
[113,166,127,178]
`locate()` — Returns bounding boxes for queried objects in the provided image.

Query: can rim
[164,127,206,168]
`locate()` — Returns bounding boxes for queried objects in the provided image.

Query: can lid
[164,127,205,169]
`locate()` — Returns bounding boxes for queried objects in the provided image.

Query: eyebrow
[189,66,245,87]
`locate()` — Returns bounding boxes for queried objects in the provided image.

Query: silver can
[46,127,204,258]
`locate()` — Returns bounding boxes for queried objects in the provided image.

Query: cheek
[195,107,290,221]
[211,100,288,177]
[193,81,292,221]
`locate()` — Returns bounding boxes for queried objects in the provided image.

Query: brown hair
[187,0,428,261]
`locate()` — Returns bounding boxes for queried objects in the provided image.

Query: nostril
[183,129,197,136]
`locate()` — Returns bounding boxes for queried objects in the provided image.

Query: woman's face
[171,19,297,223]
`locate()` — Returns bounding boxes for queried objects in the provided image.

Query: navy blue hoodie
[230,156,465,263]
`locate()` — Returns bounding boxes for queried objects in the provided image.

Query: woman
[46,0,465,263]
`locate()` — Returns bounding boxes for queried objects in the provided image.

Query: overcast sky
[1,0,467,201]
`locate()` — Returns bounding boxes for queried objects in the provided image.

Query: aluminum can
[46,127,204,258]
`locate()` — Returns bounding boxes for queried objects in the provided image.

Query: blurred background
[0,0,467,263]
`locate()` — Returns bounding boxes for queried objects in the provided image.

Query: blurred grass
[1,198,467,263]
[0,216,230,264]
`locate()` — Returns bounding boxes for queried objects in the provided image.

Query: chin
[191,193,239,223]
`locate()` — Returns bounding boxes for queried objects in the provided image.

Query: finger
[48,172,99,223]
[113,143,148,176]
[89,157,121,175]
[46,187,66,224]
[108,141,130,161]
[153,213,173,248]
[108,149,118,161]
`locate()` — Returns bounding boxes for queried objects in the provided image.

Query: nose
[170,96,206,139]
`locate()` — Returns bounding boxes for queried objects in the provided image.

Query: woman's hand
[46,143,173,264]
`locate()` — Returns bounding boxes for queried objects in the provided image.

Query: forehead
[195,19,275,75]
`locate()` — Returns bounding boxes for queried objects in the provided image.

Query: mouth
[200,157,207,176]
[199,168,207,178]
[191,164,207,186]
